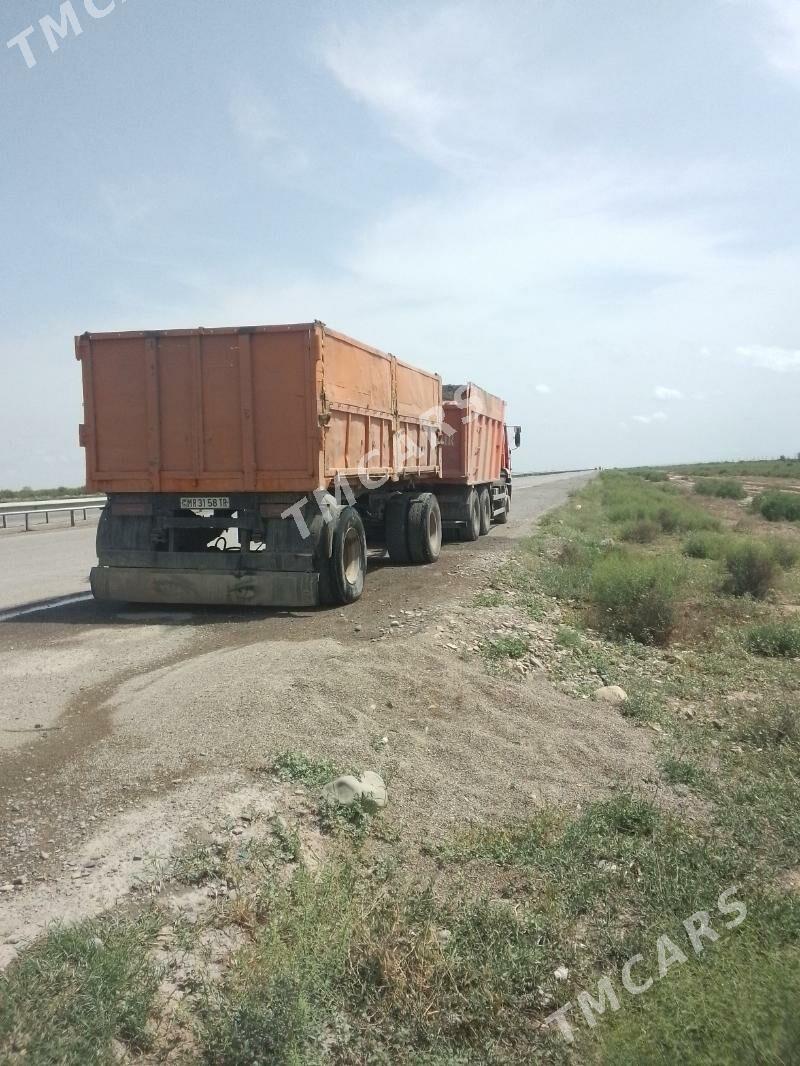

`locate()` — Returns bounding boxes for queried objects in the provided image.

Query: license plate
[180,496,230,510]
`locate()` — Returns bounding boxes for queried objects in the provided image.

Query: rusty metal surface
[441,383,507,486]
[77,323,443,494]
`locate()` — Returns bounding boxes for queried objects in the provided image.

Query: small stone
[132,853,143,862]
[711,718,723,730]
[673,784,690,797]
[594,685,628,706]
[554,965,570,982]
[354,624,362,633]
[12,876,27,887]
[90,936,105,950]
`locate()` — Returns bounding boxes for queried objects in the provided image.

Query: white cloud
[632,411,668,425]
[535,384,552,394]
[736,345,800,372]
[654,386,683,400]
[754,0,800,81]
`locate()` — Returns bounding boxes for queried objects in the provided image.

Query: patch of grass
[590,552,683,645]
[620,518,660,543]
[668,458,800,479]
[172,840,225,885]
[598,915,800,1065]
[722,540,777,599]
[556,625,584,649]
[753,490,800,523]
[693,477,746,500]
[746,622,800,658]
[733,704,799,749]
[661,756,706,787]
[769,538,800,570]
[0,913,161,1064]
[473,589,505,608]
[604,472,720,534]
[270,751,340,789]
[482,634,530,660]
[682,531,731,560]
[632,468,669,482]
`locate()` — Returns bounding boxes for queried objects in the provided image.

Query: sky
[1,0,799,486]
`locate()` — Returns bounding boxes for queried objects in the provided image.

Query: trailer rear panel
[77,323,441,494]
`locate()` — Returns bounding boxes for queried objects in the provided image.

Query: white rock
[593,685,628,706]
[554,965,570,981]
[359,771,388,810]
[321,775,364,807]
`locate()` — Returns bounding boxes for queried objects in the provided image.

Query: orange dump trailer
[78,322,518,608]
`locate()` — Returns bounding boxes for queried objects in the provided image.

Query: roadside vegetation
[2,469,799,1064]
[0,485,89,502]
[693,477,746,500]
[753,490,800,523]
[665,457,800,479]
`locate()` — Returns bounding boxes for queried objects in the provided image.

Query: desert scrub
[693,477,746,500]
[746,622,800,658]
[722,540,777,599]
[753,490,800,523]
[682,531,731,560]
[589,552,684,645]
[602,472,719,534]
[620,518,660,544]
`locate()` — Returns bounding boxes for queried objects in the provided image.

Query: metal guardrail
[0,501,105,532]
[0,495,106,515]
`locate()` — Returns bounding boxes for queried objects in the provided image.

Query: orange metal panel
[78,322,443,494]
[441,383,507,485]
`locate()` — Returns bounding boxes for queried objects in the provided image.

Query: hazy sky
[2,0,799,486]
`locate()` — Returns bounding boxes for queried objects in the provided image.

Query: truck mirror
[514,427,522,449]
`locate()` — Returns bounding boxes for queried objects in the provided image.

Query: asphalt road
[0,473,589,614]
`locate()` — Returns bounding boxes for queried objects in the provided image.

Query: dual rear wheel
[386,492,443,565]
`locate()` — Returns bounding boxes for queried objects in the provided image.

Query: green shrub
[746,622,800,658]
[723,540,777,599]
[682,531,730,560]
[694,477,746,500]
[754,491,800,523]
[636,468,669,482]
[769,539,800,570]
[590,553,683,645]
[621,519,660,544]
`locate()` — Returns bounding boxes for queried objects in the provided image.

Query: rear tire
[319,507,366,605]
[478,487,492,536]
[408,493,442,564]
[386,493,412,564]
[460,488,481,542]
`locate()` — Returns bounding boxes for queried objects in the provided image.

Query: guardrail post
[45,510,49,525]
[70,509,75,528]
[83,508,87,521]
[25,512,29,532]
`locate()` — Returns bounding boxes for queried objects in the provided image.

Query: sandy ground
[0,472,659,967]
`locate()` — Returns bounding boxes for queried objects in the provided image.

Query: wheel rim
[428,506,442,553]
[343,527,363,584]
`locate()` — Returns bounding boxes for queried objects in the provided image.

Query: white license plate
[180,496,230,510]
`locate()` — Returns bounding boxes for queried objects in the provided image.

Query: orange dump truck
[77,321,518,607]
